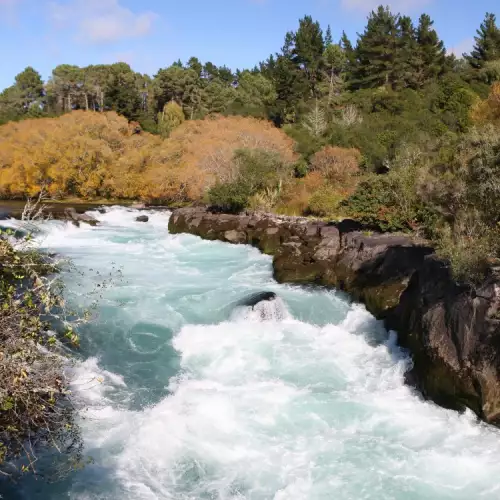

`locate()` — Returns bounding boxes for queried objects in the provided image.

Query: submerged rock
[64,207,98,226]
[168,206,500,427]
[136,215,149,222]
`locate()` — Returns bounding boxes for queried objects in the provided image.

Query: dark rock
[136,215,149,222]
[238,292,277,308]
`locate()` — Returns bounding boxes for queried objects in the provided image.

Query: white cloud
[448,37,474,58]
[341,0,431,12]
[49,0,157,44]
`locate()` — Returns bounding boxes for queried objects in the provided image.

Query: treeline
[1,9,499,135]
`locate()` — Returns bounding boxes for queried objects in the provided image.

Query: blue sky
[0,0,498,90]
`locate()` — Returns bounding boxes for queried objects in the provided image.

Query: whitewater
[3,206,500,500]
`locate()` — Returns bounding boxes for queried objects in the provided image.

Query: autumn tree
[158,101,185,137]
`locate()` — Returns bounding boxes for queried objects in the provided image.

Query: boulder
[136,215,149,223]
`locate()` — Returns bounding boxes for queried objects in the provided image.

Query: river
[2,206,500,500]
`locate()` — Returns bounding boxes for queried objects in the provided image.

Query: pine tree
[396,16,418,88]
[325,25,333,46]
[466,13,500,69]
[292,16,325,97]
[352,6,401,90]
[13,67,45,111]
[415,14,446,86]
[340,31,356,85]
[271,55,308,125]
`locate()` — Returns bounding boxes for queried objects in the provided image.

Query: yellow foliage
[471,82,500,124]
[0,112,297,203]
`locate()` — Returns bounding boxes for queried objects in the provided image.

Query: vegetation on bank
[0,223,86,478]
[1,7,500,283]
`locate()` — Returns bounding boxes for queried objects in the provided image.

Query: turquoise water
[3,207,500,499]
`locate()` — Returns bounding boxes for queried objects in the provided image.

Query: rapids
[2,207,500,500]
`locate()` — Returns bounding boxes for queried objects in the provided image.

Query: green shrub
[294,159,309,178]
[208,181,251,213]
[341,175,409,231]
[307,185,345,217]
[209,148,294,212]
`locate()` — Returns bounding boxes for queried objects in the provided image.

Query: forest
[1,7,500,281]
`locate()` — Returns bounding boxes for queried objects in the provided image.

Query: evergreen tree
[325,25,333,46]
[466,13,500,69]
[352,6,401,89]
[415,14,446,86]
[105,70,142,120]
[187,57,203,78]
[396,16,418,88]
[14,67,45,111]
[271,55,308,125]
[292,16,325,96]
[340,31,356,85]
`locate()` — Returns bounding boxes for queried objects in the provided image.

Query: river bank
[169,207,500,426]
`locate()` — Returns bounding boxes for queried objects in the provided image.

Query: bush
[208,181,251,212]
[0,232,84,477]
[208,148,293,212]
[435,214,498,284]
[309,146,361,186]
[307,185,345,217]
[275,171,325,216]
[342,175,410,231]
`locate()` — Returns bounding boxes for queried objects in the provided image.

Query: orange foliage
[471,82,500,124]
[276,171,325,215]
[309,146,361,187]
[142,115,297,200]
[0,112,296,203]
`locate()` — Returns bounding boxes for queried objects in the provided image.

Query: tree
[352,6,402,89]
[187,57,203,77]
[415,14,446,86]
[466,13,500,70]
[13,67,44,111]
[105,70,142,120]
[154,66,203,117]
[158,101,185,137]
[270,54,308,125]
[340,31,356,85]
[230,71,276,118]
[325,25,333,46]
[323,43,346,104]
[292,15,325,96]
[397,16,418,88]
[302,99,327,137]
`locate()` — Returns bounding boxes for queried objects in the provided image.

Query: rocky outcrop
[136,215,149,222]
[169,207,500,426]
